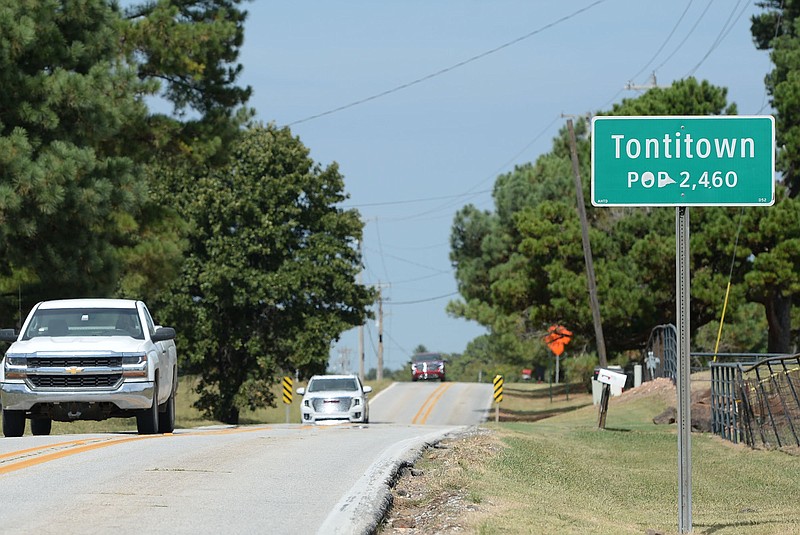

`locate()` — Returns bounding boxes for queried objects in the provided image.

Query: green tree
[449,78,778,367]
[751,1,800,351]
[120,0,253,165]
[0,0,151,323]
[164,125,375,424]
[116,0,254,301]
[0,1,253,324]
[753,0,800,196]
[412,344,429,355]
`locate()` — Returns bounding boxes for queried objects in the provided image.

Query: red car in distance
[410,352,446,382]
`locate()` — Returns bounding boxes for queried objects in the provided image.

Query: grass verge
[386,379,800,535]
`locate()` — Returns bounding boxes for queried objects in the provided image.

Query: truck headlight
[4,354,28,379]
[121,353,147,377]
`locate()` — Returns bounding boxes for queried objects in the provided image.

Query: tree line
[3,2,800,421]
[448,3,800,378]
[0,0,374,424]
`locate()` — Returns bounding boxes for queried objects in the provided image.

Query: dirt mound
[614,377,676,405]
[622,378,713,432]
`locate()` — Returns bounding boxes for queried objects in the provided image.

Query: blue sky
[236,1,773,373]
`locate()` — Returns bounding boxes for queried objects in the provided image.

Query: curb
[317,426,472,535]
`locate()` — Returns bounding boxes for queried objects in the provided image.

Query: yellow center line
[0,437,102,461]
[0,435,157,475]
[0,425,284,475]
[191,426,272,436]
[412,382,453,425]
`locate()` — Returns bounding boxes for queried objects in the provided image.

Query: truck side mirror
[151,327,176,342]
[0,329,18,342]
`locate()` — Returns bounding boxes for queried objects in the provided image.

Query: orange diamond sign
[545,325,572,357]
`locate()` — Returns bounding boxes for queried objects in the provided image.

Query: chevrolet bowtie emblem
[65,366,83,374]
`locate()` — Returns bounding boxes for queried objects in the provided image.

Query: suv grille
[311,397,352,412]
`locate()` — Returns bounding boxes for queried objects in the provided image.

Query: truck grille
[29,374,122,388]
[28,357,123,368]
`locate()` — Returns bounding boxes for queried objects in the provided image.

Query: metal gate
[710,354,800,449]
[641,324,677,383]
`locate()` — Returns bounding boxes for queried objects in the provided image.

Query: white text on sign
[611,133,757,160]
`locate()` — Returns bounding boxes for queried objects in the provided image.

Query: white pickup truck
[0,298,178,437]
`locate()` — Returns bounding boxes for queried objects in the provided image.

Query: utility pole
[624,72,658,91]
[337,347,352,374]
[358,321,365,380]
[357,240,365,381]
[377,286,384,381]
[567,119,608,367]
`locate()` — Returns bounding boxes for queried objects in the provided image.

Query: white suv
[296,374,372,424]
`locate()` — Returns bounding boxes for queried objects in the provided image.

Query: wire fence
[641,324,800,450]
[710,354,800,449]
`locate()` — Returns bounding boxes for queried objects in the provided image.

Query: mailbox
[596,368,627,389]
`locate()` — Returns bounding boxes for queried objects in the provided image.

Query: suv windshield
[308,378,359,392]
[22,308,144,340]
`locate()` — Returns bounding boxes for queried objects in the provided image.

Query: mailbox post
[595,368,627,429]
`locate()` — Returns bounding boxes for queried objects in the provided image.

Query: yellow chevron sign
[493,375,503,403]
[282,376,293,404]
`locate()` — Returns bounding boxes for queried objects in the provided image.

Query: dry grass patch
[382,429,506,533]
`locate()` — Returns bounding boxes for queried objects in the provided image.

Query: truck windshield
[22,309,145,340]
[413,353,443,363]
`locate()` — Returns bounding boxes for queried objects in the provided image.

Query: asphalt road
[369,380,493,426]
[0,381,492,535]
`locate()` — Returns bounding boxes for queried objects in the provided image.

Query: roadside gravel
[380,428,501,534]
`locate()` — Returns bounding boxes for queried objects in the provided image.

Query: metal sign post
[591,115,776,534]
[676,207,692,532]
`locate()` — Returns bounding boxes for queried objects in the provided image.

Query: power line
[391,271,452,285]
[372,219,391,282]
[286,1,608,126]
[364,247,452,274]
[382,241,451,252]
[384,330,409,360]
[628,0,695,83]
[685,0,749,77]
[380,114,562,223]
[654,0,715,73]
[343,189,491,208]
[391,291,460,305]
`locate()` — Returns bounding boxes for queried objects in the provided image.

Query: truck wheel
[137,382,159,435]
[2,409,25,437]
[30,418,52,436]
[158,389,175,434]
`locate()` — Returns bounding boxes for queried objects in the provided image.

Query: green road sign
[591,116,775,207]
